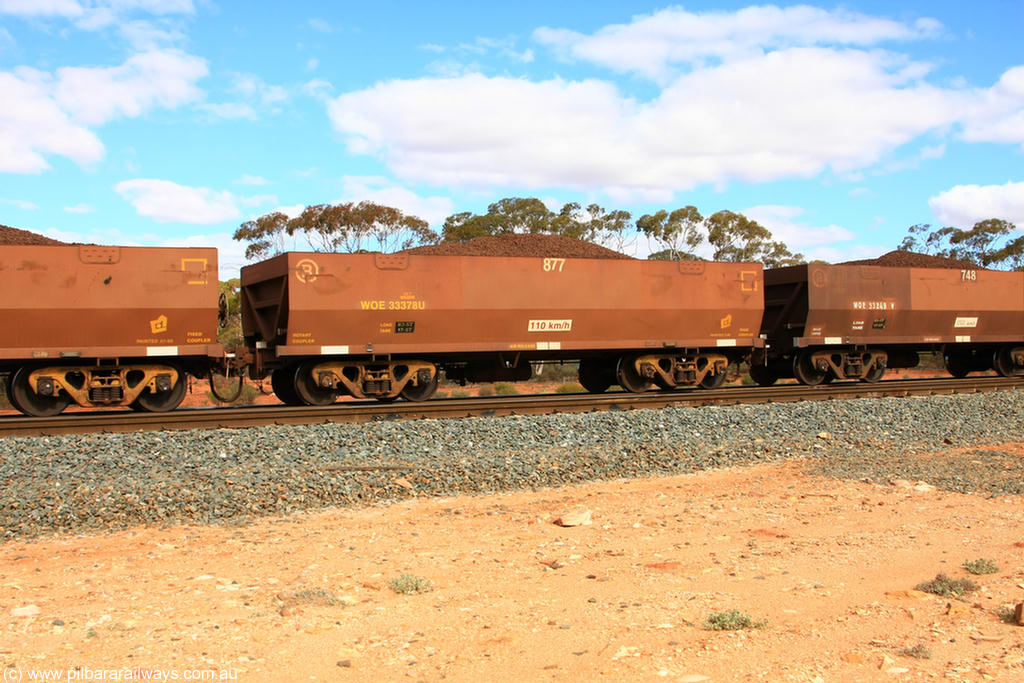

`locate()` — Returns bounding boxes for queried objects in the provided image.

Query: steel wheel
[993,347,1017,377]
[861,364,886,383]
[271,366,304,405]
[10,367,71,417]
[294,360,339,406]
[131,368,188,412]
[578,358,614,394]
[616,357,651,393]
[748,364,777,387]
[944,351,970,379]
[699,369,727,389]
[400,371,438,401]
[792,352,828,386]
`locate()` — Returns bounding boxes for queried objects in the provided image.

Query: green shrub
[494,381,518,395]
[555,382,585,393]
[0,375,9,410]
[916,573,979,598]
[206,376,259,405]
[389,574,432,594]
[900,643,932,659]
[702,609,767,631]
[963,558,999,575]
[451,389,471,398]
[477,384,495,397]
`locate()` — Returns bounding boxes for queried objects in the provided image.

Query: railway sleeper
[13,364,185,415]
[305,360,438,402]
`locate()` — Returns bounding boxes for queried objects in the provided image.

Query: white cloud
[328,49,963,197]
[339,176,455,226]
[55,49,206,126]
[0,0,83,18]
[0,0,194,30]
[959,65,1024,148]
[63,202,93,213]
[0,71,105,172]
[233,174,270,186]
[743,205,856,251]
[534,5,942,81]
[115,178,244,224]
[197,102,257,120]
[929,181,1024,228]
[0,49,206,172]
[0,197,39,210]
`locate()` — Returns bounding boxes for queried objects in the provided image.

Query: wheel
[993,347,1017,377]
[131,367,188,412]
[748,364,777,387]
[294,360,339,406]
[944,352,970,379]
[270,366,302,405]
[699,369,727,389]
[578,358,614,394]
[616,357,652,393]
[400,370,438,401]
[10,367,71,417]
[792,352,828,386]
[861,364,886,383]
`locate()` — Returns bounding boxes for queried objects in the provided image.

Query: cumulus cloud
[115,178,244,224]
[326,2,1024,200]
[1,50,206,172]
[929,182,1024,228]
[54,49,206,126]
[339,176,456,226]
[328,48,968,198]
[534,5,942,81]
[743,205,855,249]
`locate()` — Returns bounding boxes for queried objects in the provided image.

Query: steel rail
[0,376,1021,438]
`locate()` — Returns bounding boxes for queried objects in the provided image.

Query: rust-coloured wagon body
[756,263,1024,384]
[241,252,764,403]
[0,245,222,415]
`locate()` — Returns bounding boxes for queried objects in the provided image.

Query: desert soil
[2,446,1023,683]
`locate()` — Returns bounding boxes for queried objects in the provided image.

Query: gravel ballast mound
[0,224,65,246]
[1,390,1021,540]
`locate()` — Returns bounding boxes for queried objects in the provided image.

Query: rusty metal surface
[0,245,222,362]
[1,376,1020,437]
[241,253,764,360]
[763,264,1024,350]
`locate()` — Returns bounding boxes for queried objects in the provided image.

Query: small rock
[336,660,352,668]
[52,618,65,626]
[1015,602,1024,626]
[12,605,40,617]
[554,508,592,527]
[816,432,832,441]
[393,477,414,490]
[678,676,710,682]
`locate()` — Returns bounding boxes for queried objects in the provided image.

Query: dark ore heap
[0,224,65,246]
[841,250,979,270]
[404,233,633,259]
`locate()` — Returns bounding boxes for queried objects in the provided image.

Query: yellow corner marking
[181,258,209,285]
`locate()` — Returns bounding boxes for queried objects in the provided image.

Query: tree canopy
[638,206,803,267]
[234,201,437,259]
[898,219,1023,270]
[441,197,633,252]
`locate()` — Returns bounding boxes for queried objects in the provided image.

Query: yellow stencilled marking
[740,270,759,292]
[150,315,168,334]
[360,299,426,311]
[181,258,209,285]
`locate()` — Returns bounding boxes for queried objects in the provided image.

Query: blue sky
[1,0,1022,275]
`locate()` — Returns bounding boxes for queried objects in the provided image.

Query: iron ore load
[239,252,765,404]
[752,261,1024,385]
[0,244,223,415]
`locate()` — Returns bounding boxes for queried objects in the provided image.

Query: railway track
[1,376,1021,438]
